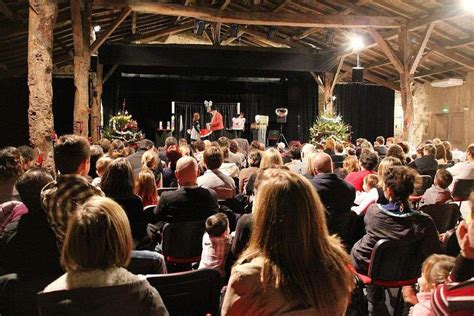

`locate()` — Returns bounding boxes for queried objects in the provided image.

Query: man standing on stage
[209,106,224,140]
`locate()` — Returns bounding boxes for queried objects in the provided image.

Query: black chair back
[162,221,205,264]
[438,163,453,169]
[419,204,461,234]
[443,228,460,257]
[147,269,222,316]
[157,187,178,197]
[413,175,433,196]
[368,239,423,285]
[452,179,474,200]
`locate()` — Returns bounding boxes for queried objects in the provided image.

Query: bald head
[175,156,198,186]
[311,153,333,175]
[301,144,317,160]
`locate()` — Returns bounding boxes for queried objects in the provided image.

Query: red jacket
[345,169,376,192]
[210,112,224,131]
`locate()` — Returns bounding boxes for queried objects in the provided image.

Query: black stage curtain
[334,84,394,143]
[104,74,317,143]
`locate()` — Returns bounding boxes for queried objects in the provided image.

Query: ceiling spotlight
[93,25,101,33]
[349,35,364,51]
[462,0,474,11]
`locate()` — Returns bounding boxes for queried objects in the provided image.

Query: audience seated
[376,157,403,205]
[135,168,158,208]
[87,144,104,181]
[153,156,218,224]
[162,147,182,187]
[108,139,127,159]
[435,144,447,164]
[91,156,112,187]
[141,149,163,187]
[345,149,379,191]
[100,158,145,244]
[198,213,232,277]
[17,145,37,173]
[309,153,356,236]
[442,141,453,163]
[409,144,438,179]
[222,168,354,315]
[374,136,388,157]
[431,220,474,315]
[0,168,61,277]
[446,143,474,189]
[0,147,22,203]
[198,146,236,200]
[337,155,360,179]
[41,135,104,250]
[387,144,407,165]
[239,150,261,194]
[421,169,453,205]
[285,146,303,174]
[127,139,155,177]
[352,174,379,215]
[41,196,168,315]
[300,143,317,176]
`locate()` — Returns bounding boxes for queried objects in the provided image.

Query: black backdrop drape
[334,84,394,142]
[103,74,317,143]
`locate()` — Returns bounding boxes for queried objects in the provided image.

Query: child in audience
[198,213,232,277]
[409,254,455,316]
[421,169,453,205]
[91,156,112,187]
[134,168,158,207]
[352,174,379,215]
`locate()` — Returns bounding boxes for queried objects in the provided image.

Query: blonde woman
[259,147,283,169]
[42,196,168,315]
[376,157,402,204]
[222,169,354,315]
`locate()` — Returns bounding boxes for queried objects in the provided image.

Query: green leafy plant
[309,113,350,144]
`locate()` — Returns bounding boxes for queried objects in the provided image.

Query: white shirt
[232,117,246,130]
[352,187,379,215]
[447,161,474,190]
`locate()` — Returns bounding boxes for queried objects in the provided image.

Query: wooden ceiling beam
[410,22,435,74]
[414,64,464,79]
[90,7,132,54]
[272,0,291,13]
[125,21,195,43]
[0,0,15,21]
[94,1,404,28]
[368,27,404,73]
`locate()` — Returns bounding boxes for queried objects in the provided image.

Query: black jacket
[409,155,438,178]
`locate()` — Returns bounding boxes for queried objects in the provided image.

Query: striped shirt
[432,256,474,315]
[198,232,232,277]
[41,174,104,250]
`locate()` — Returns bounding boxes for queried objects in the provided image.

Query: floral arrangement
[309,112,350,144]
[102,111,144,145]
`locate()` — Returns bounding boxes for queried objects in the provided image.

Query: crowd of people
[0,133,473,315]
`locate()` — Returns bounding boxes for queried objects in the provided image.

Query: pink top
[410,292,434,316]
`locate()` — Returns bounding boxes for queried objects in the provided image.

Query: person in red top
[345,149,379,191]
[209,107,224,141]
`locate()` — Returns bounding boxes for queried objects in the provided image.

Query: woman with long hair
[101,158,144,243]
[259,147,283,169]
[43,196,168,315]
[135,168,158,208]
[222,168,354,315]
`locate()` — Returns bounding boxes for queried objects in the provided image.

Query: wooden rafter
[414,64,464,79]
[410,22,435,74]
[221,29,245,45]
[330,56,345,94]
[94,1,404,28]
[103,64,118,84]
[0,0,15,21]
[131,12,137,34]
[126,21,195,43]
[273,0,291,13]
[90,7,132,54]
[367,28,404,73]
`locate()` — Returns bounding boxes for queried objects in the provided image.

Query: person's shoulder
[232,256,264,289]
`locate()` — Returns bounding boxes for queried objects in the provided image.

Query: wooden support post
[71,0,92,137]
[91,64,103,144]
[27,0,58,172]
[399,26,414,142]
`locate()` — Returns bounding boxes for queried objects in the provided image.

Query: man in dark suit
[309,153,356,243]
[126,139,155,176]
[409,143,438,179]
[153,156,219,223]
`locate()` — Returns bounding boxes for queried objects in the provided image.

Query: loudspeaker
[352,67,364,82]
[268,130,279,141]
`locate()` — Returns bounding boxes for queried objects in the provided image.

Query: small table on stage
[155,129,172,147]
[227,128,243,139]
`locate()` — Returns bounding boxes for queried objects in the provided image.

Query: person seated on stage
[345,149,379,192]
[92,156,112,187]
[42,196,168,316]
[198,213,233,278]
[352,174,379,216]
[198,146,236,200]
[421,169,453,206]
